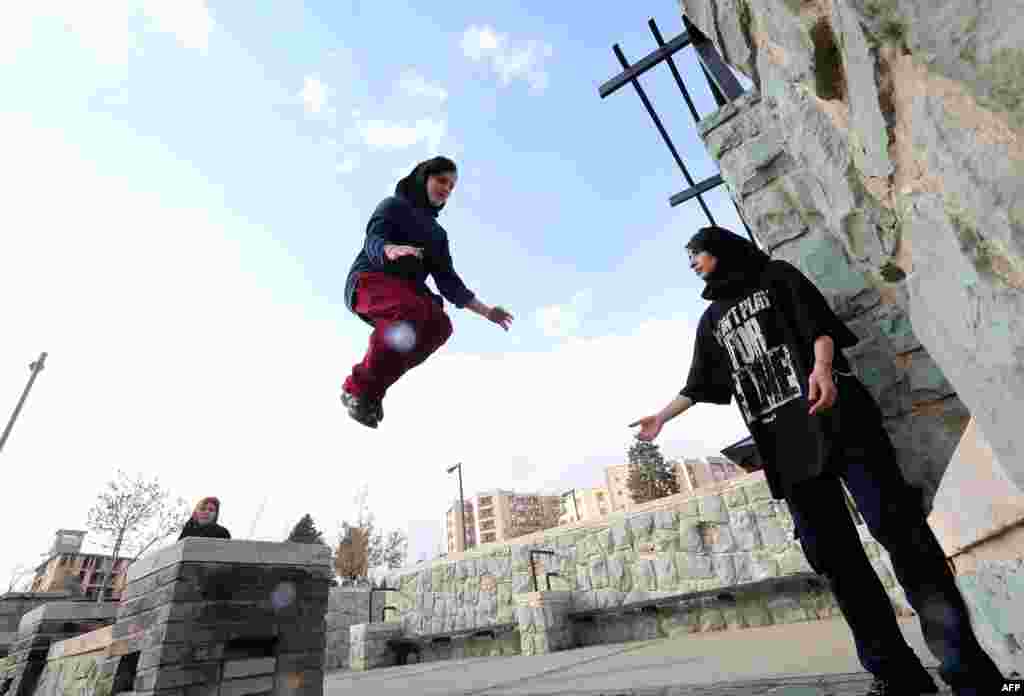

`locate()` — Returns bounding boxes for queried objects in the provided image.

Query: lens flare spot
[383,322,417,352]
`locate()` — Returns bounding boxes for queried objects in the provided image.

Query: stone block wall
[3,602,117,696]
[514,592,572,656]
[323,587,369,672]
[378,474,910,648]
[0,595,76,658]
[105,538,332,696]
[347,623,401,672]
[30,626,122,696]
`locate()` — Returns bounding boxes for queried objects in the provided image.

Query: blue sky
[0,1,751,580]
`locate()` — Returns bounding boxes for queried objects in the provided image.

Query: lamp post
[0,352,47,455]
[446,463,469,551]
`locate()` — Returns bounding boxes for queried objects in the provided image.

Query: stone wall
[379,474,910,644]
[323,587,369,672]
[0,595,76,659]
[3,602,118,696]
[680,0,1024,506]
[106,538,332,696]
[30,627,122,696]
[928,418,1024,675]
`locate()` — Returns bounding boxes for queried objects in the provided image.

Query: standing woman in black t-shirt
[629,226,1004,696]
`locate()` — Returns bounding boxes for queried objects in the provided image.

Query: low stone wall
[3,602,118,696]
[0,595,77,659]
[323,587,369,672]
[107,538,333,696]
[31,626,121,696]
[381,473,911,639]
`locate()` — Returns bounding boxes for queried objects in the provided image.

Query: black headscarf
[686,226,771,301]
[395,156,458,218]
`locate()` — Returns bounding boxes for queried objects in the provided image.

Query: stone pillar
[927,418,1024,675]
[512,591,572,656]
[323,587,370,672]
[107,538,332,696]
[4,602,117,696]
[347,623,402,672]
[0,594,76,659]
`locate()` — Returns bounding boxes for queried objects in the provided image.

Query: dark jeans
[343,272,453,400]
[786,382,1004,691]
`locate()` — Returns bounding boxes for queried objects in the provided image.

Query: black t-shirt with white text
[681,260,862,499]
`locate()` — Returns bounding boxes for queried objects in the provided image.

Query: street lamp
[0,352,47,456]
[446,463,469,551]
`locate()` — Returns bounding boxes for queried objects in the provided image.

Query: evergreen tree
[625,441,680,504]
[287,513,325,544]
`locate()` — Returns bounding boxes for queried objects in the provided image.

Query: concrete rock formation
[679,0,1024,674]
[679,0,1024,506]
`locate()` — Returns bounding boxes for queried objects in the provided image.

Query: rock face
[679,0,1024,509]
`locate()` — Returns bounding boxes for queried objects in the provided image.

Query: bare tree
[334,487,408,582]
[6,563,35,593]
[86,470,189,602]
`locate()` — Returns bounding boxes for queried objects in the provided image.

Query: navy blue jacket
[344,195,475,322]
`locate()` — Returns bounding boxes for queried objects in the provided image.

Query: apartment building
[30,530,131,601]
[603,464,634,511]
[445,501,476,554]
[472,490,562,544]
[669,458,696,495]
[558,486,612,524]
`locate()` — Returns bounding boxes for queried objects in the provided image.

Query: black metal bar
[669,174,724,207]
[599,30,692,99]
[368,586,399,624]
[612,44,717,227]
[683,15,745,104]
[528,550,556,593]
[647,19,702,124]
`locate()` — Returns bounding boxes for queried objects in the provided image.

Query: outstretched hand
[487,306,514,331]
[628,414,664,442]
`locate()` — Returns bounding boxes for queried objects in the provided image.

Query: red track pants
[343,272,453,400]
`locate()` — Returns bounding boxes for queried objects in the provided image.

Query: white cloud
[535,290,594,339]
[358,118,446,151]
[461,25,553,93]
[142,0,214,53]
[336,156,358,174]
[300,75,329,114]
[0,1,214,64]
[397,70,448,102]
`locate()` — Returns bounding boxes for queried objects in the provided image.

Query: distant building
[603,464,634,511]
[29,530,131,601]
[558,486,612,525]
[445,501,476,554]
[470,490,562,545]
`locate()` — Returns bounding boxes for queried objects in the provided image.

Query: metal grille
[598,15,755,244]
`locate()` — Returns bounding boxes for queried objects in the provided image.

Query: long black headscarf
[395,156,458,217]
[686,226,771,301]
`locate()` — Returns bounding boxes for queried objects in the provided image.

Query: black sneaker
[340,391,378,429]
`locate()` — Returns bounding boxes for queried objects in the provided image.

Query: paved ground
[325,617,952,695]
